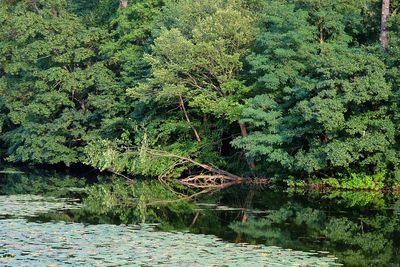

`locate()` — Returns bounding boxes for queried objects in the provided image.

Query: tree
[101,0,163,87]
[69,0,119,26]
[128,0,257,169]
[232,0,396,177]
[0,0,123,165]
[385,1,400,181]
[133,0,255,122]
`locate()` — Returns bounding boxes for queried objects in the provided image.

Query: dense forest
[1,0,399,189]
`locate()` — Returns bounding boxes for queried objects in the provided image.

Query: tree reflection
[230,191,400,267]
[0,168,86,197]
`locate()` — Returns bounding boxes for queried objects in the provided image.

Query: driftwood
[180,175,270,189]
[180,175,244,189]
[145,149,270,191]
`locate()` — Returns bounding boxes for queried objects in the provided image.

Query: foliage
[101,0,163,87]
[0,0,125,165]
[286,171,387,190]
[0,0,400,186]
[232,0,398,179]
[323,172,385,190]
[131,0,255,122]
[68,0,119,26]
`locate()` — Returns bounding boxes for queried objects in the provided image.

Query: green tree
[232,0,397,177]
[0,0,123,165]
[83,0,261,178]
[68,0,119,26]
[101,0,163,87]
[131,0,255,126]
[123,0,258,171]
[385,1,400,182]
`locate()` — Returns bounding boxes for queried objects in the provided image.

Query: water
[0,195,340,266]
[1,168,400,266]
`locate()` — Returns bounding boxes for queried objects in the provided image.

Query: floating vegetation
[0,195,80,218]
[0,194,341,266]
[0,219,341,266]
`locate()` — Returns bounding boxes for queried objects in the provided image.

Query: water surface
[1,168,400,266]
[0,195,339,266]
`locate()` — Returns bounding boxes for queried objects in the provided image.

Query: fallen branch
[104,147,270,192]
[180,175,270,189]
[146,149,242,180]
[145,149,270,190]
[180,175,243,189]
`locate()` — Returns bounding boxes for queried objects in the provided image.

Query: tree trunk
[119,0,128,9]
[239,122,256,170]
[380,0,390,48]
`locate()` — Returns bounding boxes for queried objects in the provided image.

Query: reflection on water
[231,203,399,266]
[227,190,400,267]
[0,196,339,267]
[0,168,87,198]
[1,168,400,266]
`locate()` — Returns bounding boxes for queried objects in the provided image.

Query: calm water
[1,168,400,266]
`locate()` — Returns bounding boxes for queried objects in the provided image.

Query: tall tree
[233,0,396,177]
[0,0,123,165]
[129,0,257,170]
[380,0,390,48]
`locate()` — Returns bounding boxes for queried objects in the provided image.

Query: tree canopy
[1,0,399,186]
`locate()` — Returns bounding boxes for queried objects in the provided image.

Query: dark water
[1,168,400,266]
